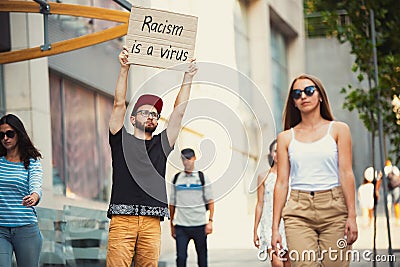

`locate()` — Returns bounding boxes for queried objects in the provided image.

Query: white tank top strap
[327,121,335,135]
[290,127,295,140]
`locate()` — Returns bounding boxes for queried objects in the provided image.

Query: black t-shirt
[107,127,173,219]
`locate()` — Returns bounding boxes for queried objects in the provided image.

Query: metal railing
[36,206,109,266]
[305,11,350,38]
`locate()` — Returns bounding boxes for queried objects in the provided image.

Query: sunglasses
[0,130,16,140]
[291,85,317,100]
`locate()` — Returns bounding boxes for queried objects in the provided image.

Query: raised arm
[109,47,130,134]
[336,122,358,244]
[166,60,198,147]
[271,131,290,251]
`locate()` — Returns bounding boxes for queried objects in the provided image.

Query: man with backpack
[169,148,214,267]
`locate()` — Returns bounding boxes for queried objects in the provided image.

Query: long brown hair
[0,114,42,169]
[282,74,334,130]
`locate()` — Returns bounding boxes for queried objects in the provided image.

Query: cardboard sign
[126,6,198,70]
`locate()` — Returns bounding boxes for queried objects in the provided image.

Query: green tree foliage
[305,0,400,164]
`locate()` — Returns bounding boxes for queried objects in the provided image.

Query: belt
[291,188,332,196]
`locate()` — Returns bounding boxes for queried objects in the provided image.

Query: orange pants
[106,215,161,267]
[283,186,350,267]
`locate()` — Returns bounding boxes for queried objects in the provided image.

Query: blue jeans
[175,225,207,267]
[0,223,43,267]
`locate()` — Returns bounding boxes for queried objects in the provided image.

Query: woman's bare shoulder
[257,170,269,182]
[331,121,350,134]
[277,130,292,144]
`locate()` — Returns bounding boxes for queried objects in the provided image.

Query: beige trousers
[282,186,350,267]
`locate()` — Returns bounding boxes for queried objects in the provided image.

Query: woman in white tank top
[271,74,358,267]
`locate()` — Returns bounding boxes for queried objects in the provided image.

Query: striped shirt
[0,156,42,227]
[170,171,213,227]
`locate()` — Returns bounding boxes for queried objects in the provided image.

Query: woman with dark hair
[253,139,290,266]
[271,74,358,266]
[0,113,43,267]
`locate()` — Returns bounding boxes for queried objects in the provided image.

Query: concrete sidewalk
[350,215,400,267]
[159,215,400,267]
[159,249,266,267]
[159,248,399,267]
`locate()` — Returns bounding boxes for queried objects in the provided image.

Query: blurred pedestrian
[384,162,400,225]
[253,139,290,266]
[169,148,214,267]
[358,167,375,227]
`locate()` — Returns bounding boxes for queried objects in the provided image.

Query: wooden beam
[0,24,128,64]
[0,1,130,22]
[0,1,130,64]
[0,1,40,13]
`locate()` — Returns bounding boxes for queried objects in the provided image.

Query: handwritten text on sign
[126,6,198,70]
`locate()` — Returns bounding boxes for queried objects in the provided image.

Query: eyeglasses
[135,110,161,120]
[0,130,16,140]
[291,85,317,100]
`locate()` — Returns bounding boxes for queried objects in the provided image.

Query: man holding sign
[106,46,197,267]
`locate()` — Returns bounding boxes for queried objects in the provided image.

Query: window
[50,72,113,201]
[234,0,252,102]
[270,27,288,132]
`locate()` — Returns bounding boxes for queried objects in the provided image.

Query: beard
[135,120,157,133]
